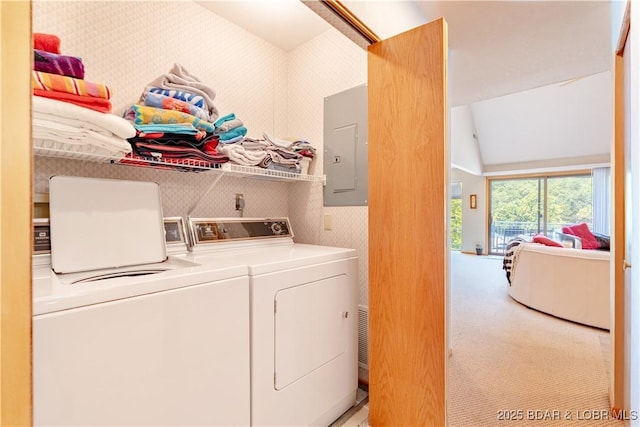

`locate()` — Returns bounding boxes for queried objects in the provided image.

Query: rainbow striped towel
[32,71,111,100]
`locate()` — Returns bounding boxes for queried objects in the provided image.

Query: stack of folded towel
[216,132,317,174]
[214,113,248,144]
[122,64,228,169]
[31,33,134,159]
[32,33,113,113]
[32,95,134,159]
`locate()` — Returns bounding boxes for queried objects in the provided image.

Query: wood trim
[610,50,626,415]
[486,169,593,181]
[368,18,448,426]
[0,1,33,425]
[616,0,630,56]
[321,0,381,44]
[485,176,490,253]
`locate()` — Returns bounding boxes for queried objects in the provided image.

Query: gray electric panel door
[323,84,368,206]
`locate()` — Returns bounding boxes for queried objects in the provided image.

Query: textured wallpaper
[286,29,369,306]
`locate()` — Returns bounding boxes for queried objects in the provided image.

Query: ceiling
[471,71,612,166]
[200,0,613,106]
[196,0,330,52]
[196,1,615,169]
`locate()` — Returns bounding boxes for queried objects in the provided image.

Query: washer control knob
[271,222,283,234]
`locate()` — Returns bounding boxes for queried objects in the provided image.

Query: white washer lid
[49,176,167,274]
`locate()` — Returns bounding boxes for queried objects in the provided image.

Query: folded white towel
[33,118,132,153]
[218,144,268,166]
[32,96,136,139]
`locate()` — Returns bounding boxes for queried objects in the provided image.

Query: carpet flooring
[447,252,620,426]
[339,252,621,426]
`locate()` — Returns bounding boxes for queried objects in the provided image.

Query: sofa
[507,242,610,330]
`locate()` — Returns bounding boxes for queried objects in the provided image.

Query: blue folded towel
[134,123,199,135]
[218,126,247,141]
[214,113,236,128]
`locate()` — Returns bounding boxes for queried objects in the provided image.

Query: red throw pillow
[565,223,599,249]
[533,234,563,247]
[562,226,575,235]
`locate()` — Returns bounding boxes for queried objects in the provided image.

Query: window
[488,174,593,254]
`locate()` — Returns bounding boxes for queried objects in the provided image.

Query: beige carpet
[447,252,620,427]
[341,252,620,426]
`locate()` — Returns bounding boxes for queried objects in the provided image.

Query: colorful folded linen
[214,113,235,128]
[34,49,85,79]
[218,135,244,144]
[127,141,228,164]
[33,90,112,113]
[145,63,218,121]
[32,71,110,99]
[33,33,61,54]
[217,126,247,141]
[145,87,205,108]
[129,128,216,148]
[290,140,317,158]
[140,91,209,120]
[134,123,200,136]
[124,105,215,133]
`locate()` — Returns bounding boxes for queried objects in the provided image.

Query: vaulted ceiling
[196,1,616,169]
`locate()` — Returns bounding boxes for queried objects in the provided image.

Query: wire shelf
[34,139,127,163]
[34,139,325,183]
[220,163,324,183]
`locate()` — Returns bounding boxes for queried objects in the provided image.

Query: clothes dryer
[182,217,359,426]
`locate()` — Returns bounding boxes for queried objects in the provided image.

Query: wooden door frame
[367,19,448,425]
[0,1,33,425]
[611,0,630,416]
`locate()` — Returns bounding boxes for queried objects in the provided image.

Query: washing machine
[33,177,251,426]
[182,217,359,426]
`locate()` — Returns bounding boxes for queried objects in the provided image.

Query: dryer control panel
[188,218,293,246]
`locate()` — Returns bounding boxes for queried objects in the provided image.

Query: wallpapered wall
[286,30,369,306]
[32,1,370,307]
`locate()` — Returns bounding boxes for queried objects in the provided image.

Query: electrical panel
[323,85,368,206]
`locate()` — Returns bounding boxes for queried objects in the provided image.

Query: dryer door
[274,274,350,390]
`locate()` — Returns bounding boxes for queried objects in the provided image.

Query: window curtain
[592,167,611,235]
[450,181,462,200]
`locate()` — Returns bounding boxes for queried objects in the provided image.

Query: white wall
[286,29,369,306]
[611,0,627,50]
[451,168,486,254]
[451,105,483,175]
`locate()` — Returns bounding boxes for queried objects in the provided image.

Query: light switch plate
[323,213,333,230]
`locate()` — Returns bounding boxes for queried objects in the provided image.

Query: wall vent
[358,304,369,369]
